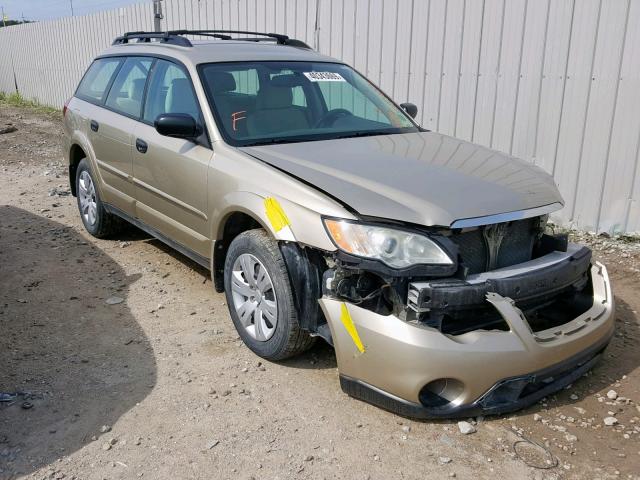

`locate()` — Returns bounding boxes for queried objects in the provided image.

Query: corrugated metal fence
[1,0,639,234]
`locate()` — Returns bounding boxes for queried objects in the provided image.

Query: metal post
[153,0,163,32]
[1,6,19,93]
[69,0,74,16]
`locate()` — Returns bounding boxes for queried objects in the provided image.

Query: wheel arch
[210,191,341,294]
[211,208,270,293]
[68,143,87,196]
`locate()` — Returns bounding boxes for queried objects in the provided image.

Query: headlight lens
[324,219,453,268]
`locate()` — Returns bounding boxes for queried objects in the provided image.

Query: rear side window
[76,58,121,103]
[143,59,200,123]
[105,57,153,118]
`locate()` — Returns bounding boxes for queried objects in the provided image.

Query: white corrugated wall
[0,0,639,234]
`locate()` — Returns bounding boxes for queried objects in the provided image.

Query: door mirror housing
[154,113,202,139]
[400,102,418,119]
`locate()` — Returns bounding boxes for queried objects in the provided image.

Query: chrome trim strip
[450,202,563,229]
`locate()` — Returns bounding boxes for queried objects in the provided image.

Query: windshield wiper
[242,129,403,147]
[243,137,314,147]
[334,130,397,140]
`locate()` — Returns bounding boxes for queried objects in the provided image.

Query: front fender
[211,191,339,252]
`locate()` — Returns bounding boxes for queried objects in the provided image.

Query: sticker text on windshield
[303,72,346,82]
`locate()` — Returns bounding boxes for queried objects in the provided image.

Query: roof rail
[112,32,192,47]
[112,29,312,49]
[238,37,312,49]
[172,29,290,43]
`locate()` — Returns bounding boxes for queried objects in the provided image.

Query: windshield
[198,61,419,146]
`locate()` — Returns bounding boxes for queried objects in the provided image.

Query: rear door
[132,59,212,258]
[90,56,153,215]
[74,57,131,212]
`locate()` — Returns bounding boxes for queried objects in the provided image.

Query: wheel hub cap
[78,170,97,226]
[230,253,277,341]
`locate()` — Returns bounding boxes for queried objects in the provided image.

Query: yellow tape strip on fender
[264,197,291,232]
[340,303,365,353]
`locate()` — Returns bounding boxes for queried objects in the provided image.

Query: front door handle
[90,120,99,132]
[136,138,148,154]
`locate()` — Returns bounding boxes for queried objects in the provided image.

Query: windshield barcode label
[303,72,345,82]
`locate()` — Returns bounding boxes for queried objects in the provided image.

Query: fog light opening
[419,378,465,408]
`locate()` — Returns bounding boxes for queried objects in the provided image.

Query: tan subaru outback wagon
[63,30,614,418]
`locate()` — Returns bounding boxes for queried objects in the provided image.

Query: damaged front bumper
[319,261,614,418]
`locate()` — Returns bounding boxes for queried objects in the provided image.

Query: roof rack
[112,31,192,47]
[112,30,312,49]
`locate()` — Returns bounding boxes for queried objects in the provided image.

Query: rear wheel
[75,159,122,238]
[224,229,315,360]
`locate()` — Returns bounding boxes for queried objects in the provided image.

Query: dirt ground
[0,105,639,480]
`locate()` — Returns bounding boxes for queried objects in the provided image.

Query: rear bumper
[319,262,614,418]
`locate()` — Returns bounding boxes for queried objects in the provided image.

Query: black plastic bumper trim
[409,246,592,313]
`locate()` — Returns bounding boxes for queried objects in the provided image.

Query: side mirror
[154,113,202,139]
[400,102,418,119]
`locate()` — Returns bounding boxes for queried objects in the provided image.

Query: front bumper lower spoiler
[319,262,614,418]
[339,334,609,418]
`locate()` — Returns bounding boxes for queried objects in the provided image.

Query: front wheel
[223,229,315,360]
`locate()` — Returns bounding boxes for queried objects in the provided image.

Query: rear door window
[76,58,122,103]
[105,57,153,118]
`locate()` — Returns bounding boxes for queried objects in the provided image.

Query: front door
[132,59,212,258]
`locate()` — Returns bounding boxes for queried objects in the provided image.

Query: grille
[449,217,538,274]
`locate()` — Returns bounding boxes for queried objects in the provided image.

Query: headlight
[324,219,453,268]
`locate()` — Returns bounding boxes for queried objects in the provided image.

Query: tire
[75,158,123,238]
[224,229,315,360]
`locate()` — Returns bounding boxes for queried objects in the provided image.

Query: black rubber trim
[339,328,613,419]
[103,203,210,269]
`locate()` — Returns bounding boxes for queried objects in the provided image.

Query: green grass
[0,91,59,115]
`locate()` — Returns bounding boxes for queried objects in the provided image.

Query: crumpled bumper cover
[319,262,614,418]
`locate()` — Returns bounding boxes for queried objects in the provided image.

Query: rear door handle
[135,138,148,154]
[90,120,99,132]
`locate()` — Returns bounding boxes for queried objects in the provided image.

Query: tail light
[63,97,71,117]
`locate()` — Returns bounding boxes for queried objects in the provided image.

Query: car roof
[99,40,339,66]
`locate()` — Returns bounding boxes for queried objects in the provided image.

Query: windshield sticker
[303,71,346,82]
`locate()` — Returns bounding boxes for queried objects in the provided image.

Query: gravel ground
[0,105,639,480]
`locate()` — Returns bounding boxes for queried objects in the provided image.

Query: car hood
[240,131,563,227]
